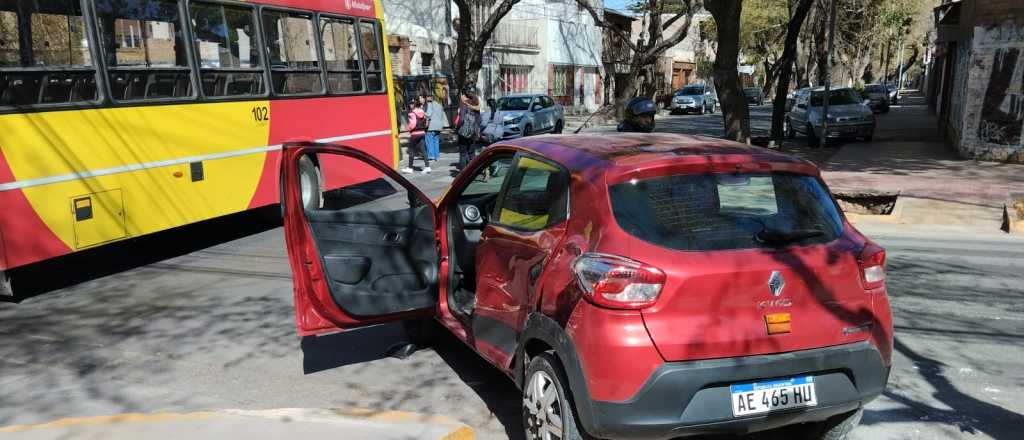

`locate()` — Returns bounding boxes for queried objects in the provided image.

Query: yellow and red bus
[0,0,400,295]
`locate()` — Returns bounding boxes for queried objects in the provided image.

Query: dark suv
[281,133,893,440]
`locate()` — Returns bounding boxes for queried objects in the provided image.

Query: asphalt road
[3,104,1023,439]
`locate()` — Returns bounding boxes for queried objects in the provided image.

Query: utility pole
[821,0,837,148]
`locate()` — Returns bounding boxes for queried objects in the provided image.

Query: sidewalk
[816,91,1024,232]
[0,408,474,440]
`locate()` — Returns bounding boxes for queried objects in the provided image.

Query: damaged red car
[281,133,893,440]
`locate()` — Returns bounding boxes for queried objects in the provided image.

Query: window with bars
[551,65,572,97]
[499,64,529,95]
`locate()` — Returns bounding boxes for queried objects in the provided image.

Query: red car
[281,134,893,440]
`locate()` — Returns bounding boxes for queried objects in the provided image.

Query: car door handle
[383,232,401,243]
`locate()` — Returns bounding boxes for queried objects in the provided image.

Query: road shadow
[3,205,283,302]
[433,330,525,440]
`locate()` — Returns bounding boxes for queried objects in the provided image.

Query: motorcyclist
[617,97,657,133]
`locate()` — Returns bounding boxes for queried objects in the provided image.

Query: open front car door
[282,142,438,336]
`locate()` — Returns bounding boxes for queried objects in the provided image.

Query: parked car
[861,84,890,113]
[670,83,717,114]
[280,133,894,440]
[882,81,899,104]
[744,87,765,106]
[785,87,810,113]
[494,94,564,138]
[786,87,876,146]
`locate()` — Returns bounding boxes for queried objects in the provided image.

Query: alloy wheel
[524,370,564,440]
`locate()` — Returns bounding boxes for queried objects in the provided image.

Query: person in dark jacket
[455,85,481,170]
[618,97,657,133]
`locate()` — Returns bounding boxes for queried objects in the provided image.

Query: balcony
[490,22,539,50]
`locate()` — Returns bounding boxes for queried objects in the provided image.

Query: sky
[604,0,633,12]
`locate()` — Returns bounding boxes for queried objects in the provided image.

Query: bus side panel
[0,148,73,271]
[0,102,272,269]
[258,95,396,201]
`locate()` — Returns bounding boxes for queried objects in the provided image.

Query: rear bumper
[586,342,889,439]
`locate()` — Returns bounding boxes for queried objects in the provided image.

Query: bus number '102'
[252,106,270,122]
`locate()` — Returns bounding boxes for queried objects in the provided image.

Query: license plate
[729,376,817,417]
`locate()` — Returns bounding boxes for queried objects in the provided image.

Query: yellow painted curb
[0,408,475,440]
[0,412,218,433]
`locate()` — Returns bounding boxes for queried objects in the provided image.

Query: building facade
[480,0,604,113]
[382,0,453,76]
[927,0,1023,163]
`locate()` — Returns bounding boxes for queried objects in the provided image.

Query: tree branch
[574,0,640,53]
[644,0,696,64]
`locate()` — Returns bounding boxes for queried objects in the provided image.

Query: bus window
[95,0,194,101]
[0,0,97,107]
[357,20,383,93]
[319,16,361,94]
[190,1,264,98]
[262,9,322,95]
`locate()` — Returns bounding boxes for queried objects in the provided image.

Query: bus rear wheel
[298,155,323,211]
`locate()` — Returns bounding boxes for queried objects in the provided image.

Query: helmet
[619,97,657,133]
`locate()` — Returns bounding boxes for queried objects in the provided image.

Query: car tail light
[572,253,666,309]
[858,243,886,290]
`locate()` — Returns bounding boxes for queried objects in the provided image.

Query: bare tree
[575,0,699,117]
[451,0,523,94]
[705,0,750,142]
[770,0,815,145]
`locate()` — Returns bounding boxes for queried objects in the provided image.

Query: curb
[0,408,474,440]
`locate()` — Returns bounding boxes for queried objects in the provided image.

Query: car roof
[809,86,853,92]
[502,93,543,98]
[496,133,816,176]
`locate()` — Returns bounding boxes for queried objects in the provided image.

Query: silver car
[862,84,890,113]
[786,87,876,146]
[670,84,716,115]
[496,94,564,138]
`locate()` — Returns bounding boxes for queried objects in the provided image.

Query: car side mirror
[532,104,542,111]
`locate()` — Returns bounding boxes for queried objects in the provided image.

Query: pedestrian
[455,85,481,170]
[423,94,445,161]
[401,101,430,174]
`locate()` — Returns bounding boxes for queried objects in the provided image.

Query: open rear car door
[282,142,438,336]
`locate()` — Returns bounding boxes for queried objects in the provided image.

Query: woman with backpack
[455,85,481,170]
[402,100,430,174]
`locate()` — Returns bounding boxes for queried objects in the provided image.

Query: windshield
[677,86,703,96]
[498,97,532,111]
[609,173,843,251]
[810,89,861,106]
[744,88,760,96]
[864,85,885,93]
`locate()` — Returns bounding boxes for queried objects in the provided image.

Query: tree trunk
[762,60,780,100]
[706,0,750,143]
[771,0,815,146]
[614,66,641,119]
[813,15,829,86]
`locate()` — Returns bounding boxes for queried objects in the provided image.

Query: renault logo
[768,271,785,297]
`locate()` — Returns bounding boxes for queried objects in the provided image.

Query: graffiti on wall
[977,47,1023,146]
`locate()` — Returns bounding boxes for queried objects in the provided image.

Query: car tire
[864,132,874,142]
[297,154,322,211]
[553,120,564,134]
[806,123,820,147]
[786,118,796,139]
[523,353,591,440]
[524,124,533,137]
[698,104,706,115]
[791,409,863,440]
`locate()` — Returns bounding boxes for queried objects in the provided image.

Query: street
[2,94,1023,439]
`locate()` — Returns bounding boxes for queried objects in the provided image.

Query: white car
[495,94,564,138]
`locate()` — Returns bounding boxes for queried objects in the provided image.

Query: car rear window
[609,173,844,251]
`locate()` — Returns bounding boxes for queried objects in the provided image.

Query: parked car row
[781,83,904,147]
